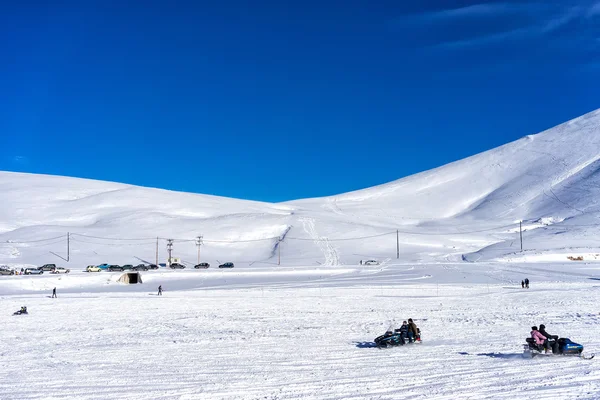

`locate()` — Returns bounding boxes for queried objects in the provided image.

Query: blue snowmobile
[524,337,593,359]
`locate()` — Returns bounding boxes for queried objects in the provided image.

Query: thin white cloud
[429,3,517,19]
[589,2,600,16]
[12,156,29,164]
[426,3,597,49]
[391,2,539,26]
[436,28,529,49]
[540,7,583,33]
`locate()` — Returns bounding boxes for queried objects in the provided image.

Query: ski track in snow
[299,217,340,266]
[1,281,599,400]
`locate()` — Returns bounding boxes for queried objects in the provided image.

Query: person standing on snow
[52,287,57,298]
[158,285,162,296]
[521,280,525,289]
[525,278,529,289]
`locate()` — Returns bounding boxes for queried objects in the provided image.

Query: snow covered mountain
[2,108,600,267]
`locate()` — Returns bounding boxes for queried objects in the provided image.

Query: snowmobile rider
[399,321,409,344]
[407,319,418,343]
[531,326,549,353]
[539,324,559,353]
[538,324,558,341]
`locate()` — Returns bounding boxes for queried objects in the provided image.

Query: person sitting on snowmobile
[398,321,409,344]
[531,326,549,353]
[14,306,27,315]
[407,319,418,343]
[538,324,558,341]
[539,324,559,353]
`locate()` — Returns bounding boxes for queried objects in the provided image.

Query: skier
[52,287,57,298]
[407,318,418,343]
[521,280,525,289]
[158,285,162,296]
[531,326,549,353]
[525,278,530,289]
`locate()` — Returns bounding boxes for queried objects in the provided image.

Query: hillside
[1,108,600,267]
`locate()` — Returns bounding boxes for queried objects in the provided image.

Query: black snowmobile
[13,307,28,316]
[374,328,421,348]
[524,337,593,359]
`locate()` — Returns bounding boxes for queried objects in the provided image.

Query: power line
[70,233,157,241]
[2,234,67,243]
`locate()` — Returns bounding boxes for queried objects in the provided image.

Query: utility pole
[278,236,281,266]
[396,230,399,259]
[67,232,70,262]
[519,221,523,252]
[155,237,159,267]
[196,235,203,264]
[167,239,174,267]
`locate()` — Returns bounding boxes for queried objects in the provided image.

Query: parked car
[194,263,210,269]
[132,264,149,271]
[218,262,234,269]
[108,265,124,271]
[97,263,110,270]
[363,260,380,265]
[24,267,44,275]
[169,263,185,269]
[0,268,15,275]
[86,265,102,272]
[121,264,134,270]
[51,267,70,274]
[147,264,159,270]
[39,264,57,271]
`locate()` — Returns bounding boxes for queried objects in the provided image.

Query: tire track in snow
[299,217,340,266]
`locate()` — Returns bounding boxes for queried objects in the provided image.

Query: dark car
[39,264,57,271]
[218,262,234,269]
[108,265,124,271]
[169,263,185,269]
[147,264,159,270]
[132,264,149,271]
[194,263,210,269]
[121,264,134,271]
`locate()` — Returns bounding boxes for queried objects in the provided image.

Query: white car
[86,265,102,272]
[24,267,43,275]
[51,267,70,274]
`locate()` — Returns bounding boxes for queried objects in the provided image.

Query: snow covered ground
[2,109,600,398]
[1,263,599,399]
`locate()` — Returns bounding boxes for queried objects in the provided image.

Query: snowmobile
[13,307,28,316]
[374,328,421,348]
[523,337,594,359]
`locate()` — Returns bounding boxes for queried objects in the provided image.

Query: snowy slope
[1,108,600,267]
[3,110,600,400]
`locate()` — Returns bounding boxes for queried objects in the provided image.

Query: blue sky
[1,1,598,202]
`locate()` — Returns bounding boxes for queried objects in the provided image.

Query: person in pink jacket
[531,326,549,353]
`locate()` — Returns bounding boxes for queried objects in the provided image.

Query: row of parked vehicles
[0,264,70,275]
[85,262,235,272]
